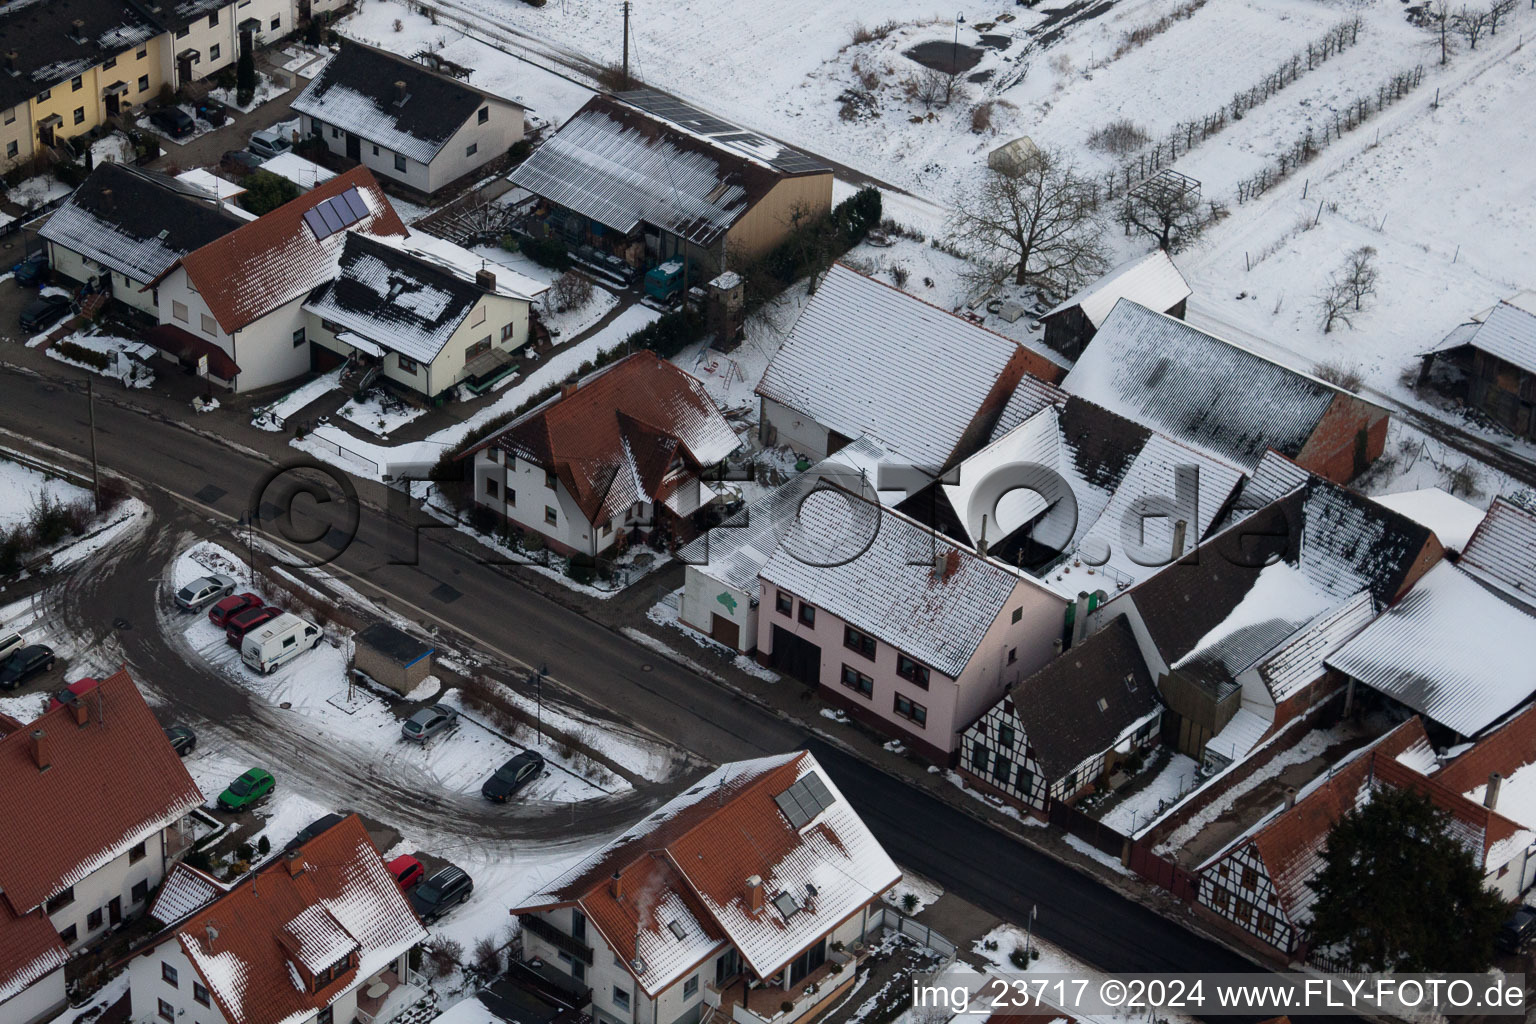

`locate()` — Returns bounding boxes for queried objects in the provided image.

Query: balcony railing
[705,949,865,1024]
[519,914,594,965]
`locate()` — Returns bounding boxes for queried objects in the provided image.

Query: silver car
[401,704,459,742]
[175,574,238,611]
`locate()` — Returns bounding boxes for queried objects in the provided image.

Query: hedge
[54,340,109,371]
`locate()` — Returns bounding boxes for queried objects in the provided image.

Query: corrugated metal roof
[1326,561,1536,737]
[1460,497,1536,608]
[1258,591,1375,703]
[988,374,1068,442]
[1467,301,1536,375]
[757,264,1041,468]
[761,491,1038,678]
[1232,451,1310,514]
[1062,300,1353,469]
[1044,249,1191,328]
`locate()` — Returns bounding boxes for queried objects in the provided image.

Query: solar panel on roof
[773,771,833,829]
[302,208,327,239]
[318,202,345,233]
[340,187,370,221]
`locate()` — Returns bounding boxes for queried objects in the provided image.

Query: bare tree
[1452,4,1488,47]
[546,271,595,314]
[1341,246,1379,311]
[948,146,1108,292]
[904,67,959,109]
[1486,0,1516,33]
[1318,276,1355,334]
[1120,184,1203,251]
[1424,1,1458,64]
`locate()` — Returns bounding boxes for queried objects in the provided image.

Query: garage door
[770,625,822,687]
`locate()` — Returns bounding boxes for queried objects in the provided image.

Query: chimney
[1283,785,1297,811]
[475,267,496,291]
[1069,591,1091,648]
[1171,519,1188,561]
[71,698,89,727]
[745,875,764,914]
[71,19,87,41]
[1485,772,1503,811]
[393,80,407,104]
[29,729,50,771]
[977,514,989,559]
[610,870,623,901]
[561,380,578,399]
[286,852,306,877]
[4,51,17,75]
[204,923,219,954]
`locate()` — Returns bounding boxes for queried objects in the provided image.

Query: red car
[225,606,282,648]
[49,677,99,711]
[209,592,262,628]
[386,855,424,891]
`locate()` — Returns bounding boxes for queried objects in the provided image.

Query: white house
[466,352,740,557]
[0,670,203,1024]
[166,0,291,86]
[293,41,525,196]
[128,816,426,1024]
[511,751,900,1024]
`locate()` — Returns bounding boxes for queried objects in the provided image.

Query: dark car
[225,605,282,648]
[19,294,71,333]
[150,106,195,138]
[408,865,473,922]
[12,252,47,287]
[164,725,197,756]
[481,750,545,802]
[291,812,347,849]
[209,592,262,628]
[221,149,264,175]
[0,644,54,690]
[1497,906,1536,953]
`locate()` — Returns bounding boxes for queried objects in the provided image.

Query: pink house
[756,489,1070,763]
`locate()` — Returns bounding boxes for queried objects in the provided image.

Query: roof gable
[1044,249,1192,328]
[1467,301,1536,375]
[0,668,203,916]
[174,167,407,333]
[1460,497,1536,609]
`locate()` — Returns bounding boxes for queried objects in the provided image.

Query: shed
[354,622,434,694]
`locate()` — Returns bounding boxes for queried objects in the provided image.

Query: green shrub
[238,170,301,216]
[236,47,257,107]
[566,554,595,584]
[508,139,533,164]
[624,309,704,359]
[467,505,500,535]
[54,340,108,370]
[519,234,570,270]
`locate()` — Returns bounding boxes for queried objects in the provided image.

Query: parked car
[292,812,346,847]
[248,128,292,160]
[221,149,265,175]
[408,865,473,922]
[481,750,545,802]
[175,574,237,611]
[225,605,282,648]
[163,725,197,756]
[0,629,25,665]
[240,613,322,674]
[0,644,55,690]
[150,106,195,138]
[401,705,458,743]
[12,252,48,287]
[217,767,275,811]
[386,854,424,891]
[1497,906,1536,953]
[208,592,262,628]
[48,677,99,710]
[19,294,72,333]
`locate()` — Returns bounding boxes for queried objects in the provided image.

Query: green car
[218,768,275,811]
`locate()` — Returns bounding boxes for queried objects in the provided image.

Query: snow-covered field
[0,456,89,532]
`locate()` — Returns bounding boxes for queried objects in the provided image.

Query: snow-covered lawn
[0,456,89,532]
[8,175,72,211]
[253,369,343,430]
[884,868,943,914]
[45,332,156,388]
[337,390,429,438]
[538,284,620,343]
[1094,749,1202,837]
[209,71,288,113]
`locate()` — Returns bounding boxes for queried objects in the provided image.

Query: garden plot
[337,390,429,438]
[209,72,288,113]
[45,331,156,388]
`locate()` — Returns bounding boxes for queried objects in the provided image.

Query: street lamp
[953,13,965,76]
[530,663,548,739]
[1025,904,1037,962]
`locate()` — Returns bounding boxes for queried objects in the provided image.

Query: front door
[345,132,361,161]
[108,897,122,925]
[711,613,739,650]
[770,625,821,687]
[105,93,119,116]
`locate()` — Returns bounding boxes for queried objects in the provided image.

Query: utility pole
[621,1,631,89]
[86,378,101,513]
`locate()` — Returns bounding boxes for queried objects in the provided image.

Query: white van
[240,613,322,674]
[0,629,25,665]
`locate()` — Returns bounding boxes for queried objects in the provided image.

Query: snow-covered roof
[1171,561,1340,680]
[0,1,159,113]
[391,230,545,299]
[1256,591,1375,705]
[151,862,231,925]
[175,168,248,202]
[513,752,898,995]
[40,163,245,285]
[615,89,831,176]
[1370,487,1484,551]
[680,437,891,594]
[512,92,823,248]
[1326,561,1536,738]
[988,373,1069,442]
[292,42,506,164]
[257,152,337,192]
[1460,497,1536,609]
[427,997,504,1024]
[761,489,1053,679]
[757,264,1059,469]
[0,900,67,1004]
[1466,300,1536,375]
[1061,300,1378,470]
[1044,249,1191,328]
[166,816,425,1024]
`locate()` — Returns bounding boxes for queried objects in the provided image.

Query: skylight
[302,186,370,240]
[772,891,801,918]
[773,771,834,829]
[668,920,687,940]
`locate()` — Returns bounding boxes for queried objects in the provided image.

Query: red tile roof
[143,324,242,378]
[0,898,67,1003]
[0,668,203,916]
[1438,702,1536,797]
[170,166,406,334]
[468,352,740,528]
[161,815,425,1024]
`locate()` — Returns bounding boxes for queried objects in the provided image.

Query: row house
[464,352,741,558]
[128,815,427,1024]
[756,490,1070,763]
[0,669,203,1024]
[511,751,900,1024]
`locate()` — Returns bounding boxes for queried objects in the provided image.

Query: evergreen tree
[236,45,257,107]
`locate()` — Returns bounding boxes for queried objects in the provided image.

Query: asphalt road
[0,359,1316,991]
